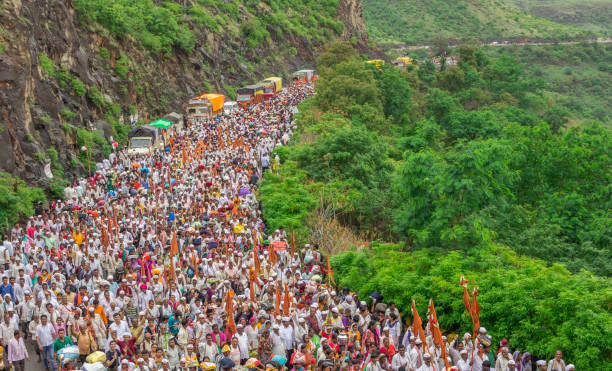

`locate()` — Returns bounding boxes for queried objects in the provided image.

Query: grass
[483,43,612,127]
[362,0,596,45]
[503,0,612,36]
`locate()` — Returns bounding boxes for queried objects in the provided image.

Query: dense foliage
[361,0,595,44]
[259,41,612,367]
[483,43,612,127]
[0,173,46,236]
[74,0,343,55]
[331,242,612,370]
[503,0,612,36]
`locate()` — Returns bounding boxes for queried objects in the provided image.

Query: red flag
[429,298,450,370]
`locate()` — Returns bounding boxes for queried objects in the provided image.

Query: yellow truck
[259,77,282,99]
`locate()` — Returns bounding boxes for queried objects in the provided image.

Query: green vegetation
[362,0,595,45]
[260,42,612,368]
[504,0,612,36]
[73,0,342,55]
[39,53,55,75]
[60,108,76,121]
[483,43,612,127]
[114,54,129,79]
[0,172,46,236]
[332,242,612,370]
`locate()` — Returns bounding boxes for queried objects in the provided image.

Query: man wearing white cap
[279,316,294,359]
[270,324,285,356]
[418,353,435,371]
[411,338,424,369]
[234,324,250,363]
[457,349,471,371]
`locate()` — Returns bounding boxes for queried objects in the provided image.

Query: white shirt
[391,352,412,371]
[35,323,55,347]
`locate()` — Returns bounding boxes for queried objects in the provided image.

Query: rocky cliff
[0,0,369,192]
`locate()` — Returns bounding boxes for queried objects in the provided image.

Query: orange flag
[101,227,109,248]
[283,284,291,316]
[249,270,256,302]
[253,247,261,275]
[269,244,277,265]
[460,275,471,313]
[428,298,450,370]
[290,227,295,257]
[411,299,427,346]
[470,287,480,337]
[226,291,236,334]
[412,299,435,370]
[170,230,179,257]
[326,250,335,285]
[274,284,281,316]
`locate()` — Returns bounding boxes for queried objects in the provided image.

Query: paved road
[396,38,612,51]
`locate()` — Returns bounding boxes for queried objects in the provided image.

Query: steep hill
[0,0,367,192]
[504,0,612,36]
[362,0,596,45]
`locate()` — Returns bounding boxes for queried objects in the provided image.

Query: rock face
[338,0,369,42]
[0,0,369,189]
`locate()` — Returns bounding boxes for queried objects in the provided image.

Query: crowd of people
[0,83,575,371]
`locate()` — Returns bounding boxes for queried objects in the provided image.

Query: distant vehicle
[292,70,317,83]
[185,93,225,120]
[366,59,385,69]
[127,125,166,155]
[259,77,282,100]
[393,57,413,68]
[236,85,264,108]
[224,101,238,114]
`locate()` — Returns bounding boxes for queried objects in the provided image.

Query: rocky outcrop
[338,0,369,42]
[0,0,370,189]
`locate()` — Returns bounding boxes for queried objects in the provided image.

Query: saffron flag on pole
[290,227,295,257]
[326,249,335,285]
[170,230,179,257]
[460,275,471,313]
[275,284,281,316]
[471,287,481,337]
[283,284,291,316]
[412,299,435,371]
[428,298,450,370]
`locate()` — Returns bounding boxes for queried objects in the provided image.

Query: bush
[70,78,87,97]
[39,54,55,76]
[114,54,129,79]
[0,172,46,236]
[332,242,612,370]
[60,108,76,120]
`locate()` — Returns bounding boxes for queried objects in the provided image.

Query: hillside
[259,41,612,368]
[484,43,612,127]
[0,0,367,193]
[504,0,612,36]
[362,0,596,45]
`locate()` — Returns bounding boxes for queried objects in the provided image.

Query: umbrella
[149,119,173,129]
[239,186,251,196]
